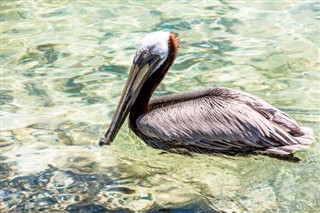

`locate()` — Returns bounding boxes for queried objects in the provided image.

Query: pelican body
[99,31,314,155]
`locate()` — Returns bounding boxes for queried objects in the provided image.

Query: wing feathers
[137,88,314,154]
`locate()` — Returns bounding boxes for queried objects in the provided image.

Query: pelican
[99,31,314,155]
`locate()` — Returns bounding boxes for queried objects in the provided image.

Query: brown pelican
[99,31,314,155]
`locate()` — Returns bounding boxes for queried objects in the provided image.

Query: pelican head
[134,31,170,71]
[99,31,179,146]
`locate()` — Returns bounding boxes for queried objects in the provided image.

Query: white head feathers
[135,31,170,69]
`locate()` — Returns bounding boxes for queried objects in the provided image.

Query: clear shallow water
[1,0,319,212]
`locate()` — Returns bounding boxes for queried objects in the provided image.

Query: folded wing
[136,88,313,154]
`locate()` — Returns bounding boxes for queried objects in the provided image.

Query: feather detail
[133,88,314,155]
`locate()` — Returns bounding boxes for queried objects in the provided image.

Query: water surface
[1,1,319,212]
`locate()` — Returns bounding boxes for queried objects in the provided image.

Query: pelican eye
[143,50,148,56]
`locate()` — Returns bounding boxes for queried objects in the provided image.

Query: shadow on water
[158,146,302,163]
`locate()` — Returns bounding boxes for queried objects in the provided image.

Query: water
[1,0,319,212]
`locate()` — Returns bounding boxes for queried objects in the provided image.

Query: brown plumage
[99,31,314,155]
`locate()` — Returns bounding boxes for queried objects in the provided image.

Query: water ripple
[1,1,319,212]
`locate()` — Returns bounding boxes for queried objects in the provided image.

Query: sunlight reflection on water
[1,1,319,212]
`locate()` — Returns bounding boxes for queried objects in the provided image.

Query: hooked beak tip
[99,137,111,147]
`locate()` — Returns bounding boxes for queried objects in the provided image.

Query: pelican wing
[136,88,313,153]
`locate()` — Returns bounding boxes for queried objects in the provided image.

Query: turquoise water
[1,0,319,212]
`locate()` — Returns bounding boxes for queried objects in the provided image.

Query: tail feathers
[298,126,314,144]
[265,144,309,155]
[265,126,314,155]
